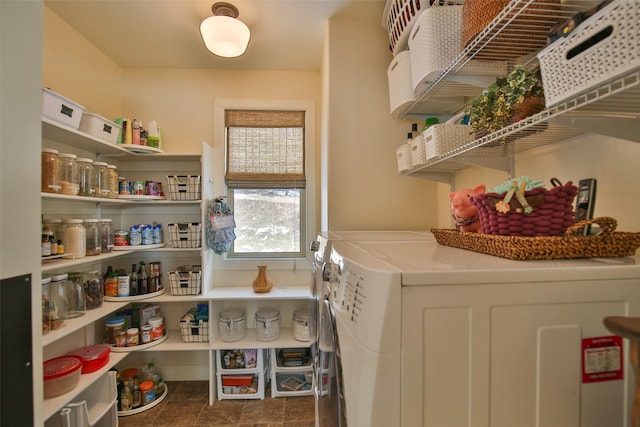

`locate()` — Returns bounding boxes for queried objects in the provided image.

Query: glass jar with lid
[62,219,86,258]
[82,271,104,310]
[100,219,113,253]
[58,153,79,196]
[93,161,110,198]
[77,157,95,197]
[65,272,86,319]
[107,165,119,199]
[43,218,62,243]
[42,277,52,335]
[84,219,102,256]
[42,149,61,193]
[50,273,69,321]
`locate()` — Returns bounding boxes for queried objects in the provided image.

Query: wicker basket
[431,217,640,261]
[423,124,473,160]
[461,0,561,58]
[471,181,577,236]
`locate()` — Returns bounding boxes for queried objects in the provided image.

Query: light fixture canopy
[200,2,250,58]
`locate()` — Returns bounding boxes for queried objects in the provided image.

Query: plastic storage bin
[43,355,83,398]
[387,50,414,117]
[216,349,264,374]
[78,113,121,144]
[396,142,412,172]
[167,222,202,248]
[423,124,473,160]
[42,88,85,129]
[537,0,640,107]
[67,344,111,374]
[166,175,201,200]
[217,370,266,400]
[410,134,427,167]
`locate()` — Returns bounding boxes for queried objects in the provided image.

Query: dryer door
[316,296,347,427]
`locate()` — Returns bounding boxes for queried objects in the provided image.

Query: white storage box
[217,370,265,400]
[387,51,414,117]
[423,124,473,160]
[409,133,426,167]
[42,88,85,129]
[396,142,412,172]
[408,6,507,95]
[78,113,121,144]
[271,371,313,397]
[216,349,264,375]
[537,0,640,107]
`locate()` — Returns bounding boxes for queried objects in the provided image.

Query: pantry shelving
[398,0,640,182]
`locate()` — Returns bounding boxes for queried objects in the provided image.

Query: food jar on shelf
[43,218,62,245]
[62,219,86,258]
[76,157,95,197]
[58,153,79,196]
[100,219,113,253]
[218,309,246,342]
[92,161,110,198]
[83,219,102,256]
[292,309,310,341]
[104,315,126,345]
[255,308,280,342]
[50,273,69,321]
[42,277,52,335]
[81,271,103,309]
[42,148,61,193]
[66,272,87,319]
[107,164,119,199]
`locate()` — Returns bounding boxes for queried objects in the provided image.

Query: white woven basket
[408,5,507,95]
[423,124,473,159]
[396,142,412,172]
[387,50,414,117]
[538,0,640,107]
[410,133,427,167]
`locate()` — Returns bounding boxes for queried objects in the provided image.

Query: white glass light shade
[200,15,250,58]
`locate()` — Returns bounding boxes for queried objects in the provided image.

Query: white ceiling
[45,0,387,71]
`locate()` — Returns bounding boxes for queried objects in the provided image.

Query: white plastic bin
[42,88,85,129]
[79,113,121,144]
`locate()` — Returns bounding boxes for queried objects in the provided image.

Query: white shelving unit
[397,0,640,182]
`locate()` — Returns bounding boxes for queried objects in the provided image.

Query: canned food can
[114,230,129,246]
[119,180,132,195]
[133,181,145,195]
[146,181,160,196]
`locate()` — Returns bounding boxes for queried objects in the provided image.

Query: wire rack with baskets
[168,266,202,295]
[167,222,202,248]
[166,175,201,201]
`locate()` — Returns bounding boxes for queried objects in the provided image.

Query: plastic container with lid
[104,315,126,345]
[58,152,79,195]
[255,308,280,342]
[139,380,155,405]
[66,344,111,373]
[62,219,86,258]
[50,274,69,321]
[218,309,246,342]
[93,161,110,198]
[76,157,95,197]
[148,316,164,340]
[100,219,114,253]
[43,355,83,398]
[84,219,102,256]
[42,148,61,193]
[127,328,139,346]
[81,271,103,310]
[107,165,119,199]
[292,309,310,342]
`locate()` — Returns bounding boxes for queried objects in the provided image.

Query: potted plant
[467,65,545,137]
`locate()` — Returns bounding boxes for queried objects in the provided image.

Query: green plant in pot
[467,65,545,137]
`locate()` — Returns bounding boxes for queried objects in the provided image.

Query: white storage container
[42,88,85,129]
[423,124,473,160]
[387,50,414,117]
[217,369,266,400]
[537,0,640,107]
[396,142,412,172]
[218,308,246,342]
[408,6,507,95]
[409,133,426,167]
[254,308,280,342]
[216,348,264,375]
[271,371,313,397]
[78,113,121,144]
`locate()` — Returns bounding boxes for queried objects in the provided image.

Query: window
[225,110,306,258]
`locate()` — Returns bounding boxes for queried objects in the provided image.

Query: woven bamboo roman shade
[225,110,305,188]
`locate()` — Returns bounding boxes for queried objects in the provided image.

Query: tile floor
[117,380,315,427]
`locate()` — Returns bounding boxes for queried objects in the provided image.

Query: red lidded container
[43,355,83,398]
[67,344,111,374]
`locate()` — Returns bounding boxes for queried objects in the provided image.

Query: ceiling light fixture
[200,2,250,58]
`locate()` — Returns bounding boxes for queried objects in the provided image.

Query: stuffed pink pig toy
[449,184,486,233]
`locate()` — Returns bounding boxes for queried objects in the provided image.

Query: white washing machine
[338,239,640,427]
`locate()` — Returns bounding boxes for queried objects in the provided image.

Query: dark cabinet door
[1,274,33,426]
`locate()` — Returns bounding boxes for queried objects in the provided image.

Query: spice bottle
[77,157,95,197]
[42,149,61,193]
[58,153,79,195]
[120,380,132,411]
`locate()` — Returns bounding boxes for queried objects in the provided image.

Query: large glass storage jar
[100,219,113,253]
[42,148,61,193]
[255,308,280,342]
[107,165,119,199]
[42,277,52,335]
[84,219,101,256]
[93,161,110,198]
[218,309,246,342]
[65,272,86,319]
[77,157,95,197]
[62,219,86,258]
[82,271,104,310]
[58,153,79,196]
[50,273,69,321]
[43,218,62,244]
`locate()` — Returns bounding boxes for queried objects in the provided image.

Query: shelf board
[211,327,308,350]
[140,329,210,351]
[205,285,311,300]
[43,352,128,421]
